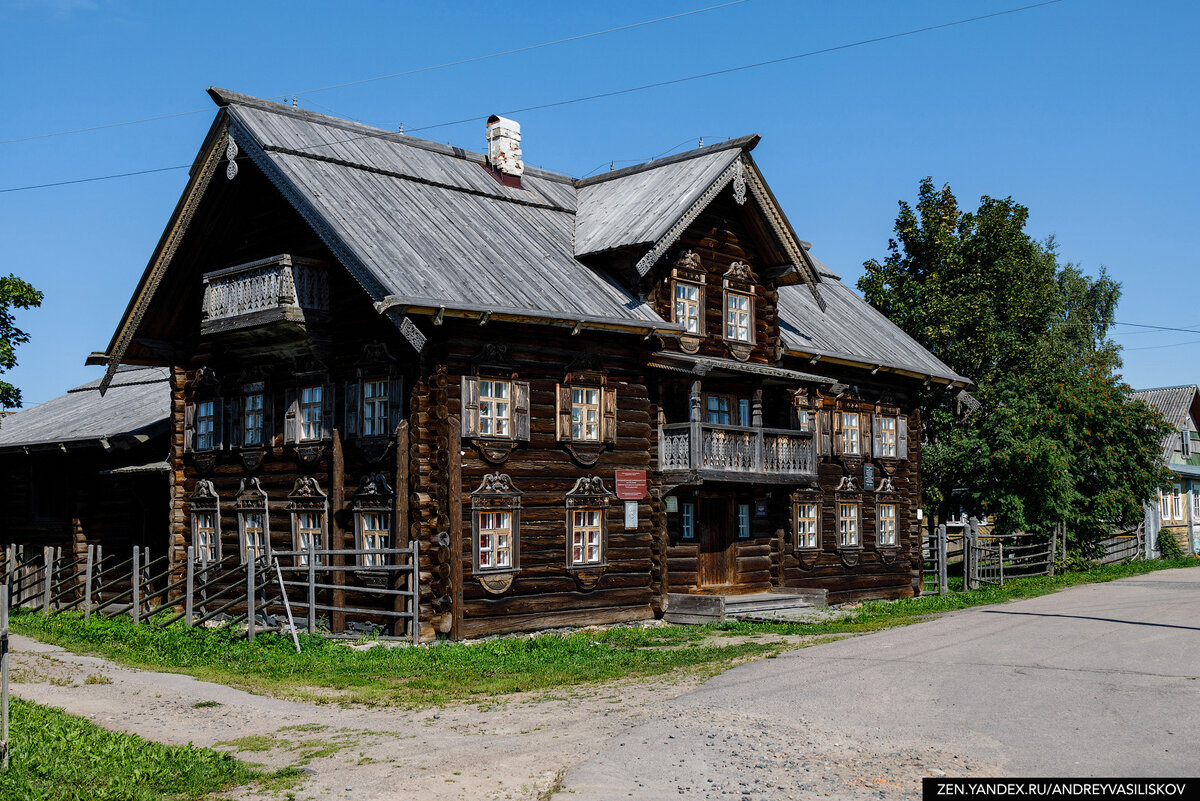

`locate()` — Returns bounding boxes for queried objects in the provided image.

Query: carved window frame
[555,362,617,467]
[870,412,909,461]
[791,490,821,552]
[188,478,222,563]
[185,367,225,456]
[565,476,613,569]
[461,348,530,463]
[352,472,394,568]
[836,497,862,550]
[471,473,523,582]
[239,384,268,448]
[234,477,270,564]
[288,477,328,565]
[877,502,899,548]
[670,251,708,352]
[721,262,758,357]
[344,343,403,458]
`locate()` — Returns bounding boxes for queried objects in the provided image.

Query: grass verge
[0,697,274,801]
[10,558,1195,708]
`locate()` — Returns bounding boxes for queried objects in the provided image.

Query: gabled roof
[0,367,170,451]
[777,254,969,384]
[574,141,749,256]
[219,90,662,328]
[1130,385,1200,459]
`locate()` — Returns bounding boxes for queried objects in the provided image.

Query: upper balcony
[659,421,815,484]
[201,254,328,336]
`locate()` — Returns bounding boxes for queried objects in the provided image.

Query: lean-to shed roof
[0,367,170,451]
[1130,385,1200,459]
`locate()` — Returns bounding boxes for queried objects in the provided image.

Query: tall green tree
[859,179,1168,552]
[0,274,43,409]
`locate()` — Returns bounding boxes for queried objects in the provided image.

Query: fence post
[83,544,94,620]
[307,539,316,635]
[246,561,256,643]
[131,546,140,625]
[184,546,194,627]
[42,546,53,612]
[937,524,948,595]
[999,540,1005,586]
[1,585,8,769]
[411,539,420,646]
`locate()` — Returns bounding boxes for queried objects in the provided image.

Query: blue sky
[1,0,1196,407]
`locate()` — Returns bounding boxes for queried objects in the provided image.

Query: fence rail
[0,541,420,645]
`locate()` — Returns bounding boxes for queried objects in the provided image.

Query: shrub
[1157,528,1185,560]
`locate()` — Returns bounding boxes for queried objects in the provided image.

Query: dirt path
[9,628,980,801]
[10,633,716,800]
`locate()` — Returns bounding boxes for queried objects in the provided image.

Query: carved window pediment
[288,476,328,510]
[352,472,394,513]
[472,473,522,584]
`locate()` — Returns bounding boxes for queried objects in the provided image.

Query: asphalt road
[564,568,1200,800]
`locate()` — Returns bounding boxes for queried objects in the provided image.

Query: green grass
[0,698,262,801]
[11,557,1196,708]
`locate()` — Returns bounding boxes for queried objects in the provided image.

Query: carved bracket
[472,439,517,465]
[478,573,515,595]
[570,568,605,591]
[725,341,752,362]
[294,443,326,468]
[240,447,268,472]
[563,441,606,468]
[192,452,217,475]
[838,549,862,569]
[795,550,820,571]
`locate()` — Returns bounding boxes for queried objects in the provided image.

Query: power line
[0,0,1070,194]
[0,164,191,193]
[1115,321,1200,335]
[1126,338,1200,352]
[0,0,750,146]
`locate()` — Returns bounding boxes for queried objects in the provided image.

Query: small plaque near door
[863,464,875,491]
[624,501,638,530]
[665,496,679,513]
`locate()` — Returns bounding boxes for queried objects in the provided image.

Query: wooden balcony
[659,422,815,484]
[201,254,328,335]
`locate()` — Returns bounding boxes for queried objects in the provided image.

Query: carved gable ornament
[724,261,756,284]
[189,479,220,512]
[234,477,267,510]
[288,476,328,510]
[472,472,523,499]
[565,475,613,508]
[353,472,394,512]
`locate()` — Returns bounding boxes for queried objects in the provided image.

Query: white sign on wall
[624,501,638,530]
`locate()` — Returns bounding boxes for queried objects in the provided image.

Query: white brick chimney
[486,115,523,177]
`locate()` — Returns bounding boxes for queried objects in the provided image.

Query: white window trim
[299,385,323,442]
[793,498,820,551]
[673,281,702,335]
[361,378,389,438]
[724,290,753,343]
[837,501,861,548]
[877,503,898,548]
[841,412,861,456]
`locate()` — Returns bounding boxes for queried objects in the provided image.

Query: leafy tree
[0,274,43,410]
[860,179,1169,553]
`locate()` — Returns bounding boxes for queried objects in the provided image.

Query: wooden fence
[0,542,420,645]
[1092,527,1143,565]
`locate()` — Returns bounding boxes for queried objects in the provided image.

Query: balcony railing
[201,254,328,333]
[659,422,815,480]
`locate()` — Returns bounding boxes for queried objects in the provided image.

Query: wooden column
[331,429,346,633]
[393,420,411,636]
[448,417,463,641]
[689,378,702,470]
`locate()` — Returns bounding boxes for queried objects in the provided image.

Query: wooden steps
[663,588,827,625]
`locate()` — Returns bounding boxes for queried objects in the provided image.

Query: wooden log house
[1131,385,1200,556]
[86,88,970,640]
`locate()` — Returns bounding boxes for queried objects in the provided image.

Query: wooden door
[698,497,734,586]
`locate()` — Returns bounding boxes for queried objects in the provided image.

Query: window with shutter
[897,417,909,459]
[184,402,197,453]
[283,389,299,444]
[344,380,361,439]
[387,377,404,435]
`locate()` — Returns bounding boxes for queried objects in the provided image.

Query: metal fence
[0,542,420,645]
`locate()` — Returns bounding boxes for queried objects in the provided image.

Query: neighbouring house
[0,366,171,561]
[1131,385,1200,556]
[82,87,969,640]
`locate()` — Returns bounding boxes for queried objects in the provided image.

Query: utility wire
[1114,321,1200,335]
[0,0,1069,194]
[0,0,750,145]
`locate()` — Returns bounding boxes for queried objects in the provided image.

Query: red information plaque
[614,469,647,500]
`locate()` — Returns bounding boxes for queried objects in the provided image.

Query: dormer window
[725,292,752,342]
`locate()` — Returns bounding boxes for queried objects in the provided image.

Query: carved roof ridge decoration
[565,475,613,499]
[472,472,524,497]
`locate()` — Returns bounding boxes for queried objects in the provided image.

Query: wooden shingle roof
[0,367,169,451]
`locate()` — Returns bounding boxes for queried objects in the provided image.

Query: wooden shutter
[817,410,831,456]
[231,394,243,448]
[184,402,196,453]
[555,384,572,441]
[214,397,227,450]
[461,377,480,438]
[262,392,274,447]
[283,389,299,445]
[513,381,531,441]
[344,380,361,439]
[831,411,843,456]
[872,415,883,458]
[860,415,871,458]
[387,377,404,436]
[321,383,335,440]
[897,416,909,459]
[602,387,618,443]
